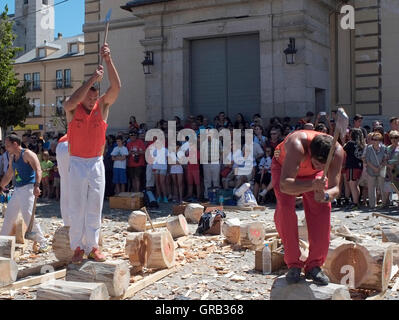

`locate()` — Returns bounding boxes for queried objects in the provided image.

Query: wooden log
[270,276,351,300]
[128,210,147,232]
[239,222,265,250]
[166,215,189,239]
[323,238,393,291]
[0,257,18,287]
[145,230,175,270]
[66,260,130,297]
[372,212,399,223]
[172,203,188,216]
[37,280,109,300]
[205,215,223,235]
[184,204,204,223]
[0,236,15,259]
[52,226,103,263]
[222,218,241,244]
[382,227,399,243]
[12,216,27,244]
[125,232,147,270]
[17,261,67,280]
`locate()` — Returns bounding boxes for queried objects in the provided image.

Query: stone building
[83,0,399,132]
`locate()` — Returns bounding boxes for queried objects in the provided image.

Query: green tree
[0,5,33,137]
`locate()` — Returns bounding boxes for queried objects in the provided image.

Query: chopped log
[52,226,103,263]
[145,230,175,270]
[205,215,223,235]
[172,203,188,216]
[222,218,241,244]
[184,204,204,223]
[13,216,27,244]
[66,260,130,297]
[125,232,147,270]
[17,260,67,280]
[0,257,18,286]
[128,210,147,232]
[0,236,15,259]
[239,222,265,250]
[166,215,189,239]
[37,280,109,300]
[270,276,351,300]
[372,212,399,223]
[323,238,393,291]
[382,227,399,243]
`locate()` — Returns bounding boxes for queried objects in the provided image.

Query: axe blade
[335,107,349,141]
[105,8,112,23]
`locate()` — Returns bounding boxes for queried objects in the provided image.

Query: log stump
[323,238,393,291]
[37,280,109,300]
[125,232,147,272]
[145,230,175,270]
[66,260,130,297]
[128,211,147,232]
[166,215,189,239]
[184,204,204,224]
[270,276,351,300]
[0,257,18,286]
[222,218,241,244]
[382,227,399,243]
[240,222,265,250]
[10,216,27,244]
[0,236,15,259]
[52,226,103,263]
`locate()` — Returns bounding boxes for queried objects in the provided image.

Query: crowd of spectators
[1,111,398,210]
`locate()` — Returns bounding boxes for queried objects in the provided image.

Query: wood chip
[224,272,235,278]
[230,275,246,282]
[201,292,209,300]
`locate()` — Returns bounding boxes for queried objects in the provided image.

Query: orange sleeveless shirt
[274,130,325,177]
[67,101,108,158]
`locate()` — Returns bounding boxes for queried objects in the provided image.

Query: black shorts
[255,171,271,185]
[128,166,144,179]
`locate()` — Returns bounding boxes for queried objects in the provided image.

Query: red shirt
[127,139,146,167]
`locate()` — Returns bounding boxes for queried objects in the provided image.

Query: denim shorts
[113,168,127,184]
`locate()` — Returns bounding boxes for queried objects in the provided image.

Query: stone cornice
[83,17,144,33]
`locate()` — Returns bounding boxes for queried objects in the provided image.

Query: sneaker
[38,242,50,253]
[157,196,162,203]
[87,247,106,262]
[305,266,329,286]
[71,247,85,264]
[163,196,169,203]
[285,267,302,284]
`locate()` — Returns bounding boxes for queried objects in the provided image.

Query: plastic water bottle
[262,244,272,275]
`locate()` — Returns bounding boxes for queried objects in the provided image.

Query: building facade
[83,0,399,132]
[13,34,85,136]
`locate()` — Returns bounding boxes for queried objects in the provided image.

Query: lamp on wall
[141,51,154,74]
[283,38,297,65]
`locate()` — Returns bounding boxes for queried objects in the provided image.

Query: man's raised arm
[100,43,121,108]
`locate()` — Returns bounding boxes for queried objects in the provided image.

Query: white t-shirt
[111,146,129,169]
[152,147,168,170]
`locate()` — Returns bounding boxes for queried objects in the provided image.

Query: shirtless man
[272,130,344,285]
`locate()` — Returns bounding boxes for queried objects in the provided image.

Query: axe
[322,107,349,180]
[100,8,112,66]
[24,196,38,241]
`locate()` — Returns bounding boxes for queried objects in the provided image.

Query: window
[56,70,63,88]
[32,99,41,117]
[32,72,40,90]
[24,73,32,91]
[70,43,78,54]
[64,69,71,88]
[56,96,64,115]
[42,0,48,4]
[38,48,46,58]
[24,0,28,4]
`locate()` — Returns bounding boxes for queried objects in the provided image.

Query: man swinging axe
[271,108,348,285]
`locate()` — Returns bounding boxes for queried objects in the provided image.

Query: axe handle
[322,129,340,180]
[100,22,110,66]
[26,196,37,234]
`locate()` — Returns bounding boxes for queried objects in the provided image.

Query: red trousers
[271,158,331,272]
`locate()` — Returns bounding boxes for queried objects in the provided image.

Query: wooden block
[205,217,223,235]
[125,232,147,270]
[166,215,189,239]
[66,260,130,297]
[0,257,18,286]
[109,194,144,210]
[270,276,351,300]
[222,218,241,244]
[255,248,286,272]
[172,203,188,216]
[128,210,147,232]
[0,236,16,259]
[37,280,109,300]
[240,222,265,250]
[145,230,175,270]
[184,204,204,224]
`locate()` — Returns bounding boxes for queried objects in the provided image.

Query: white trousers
[0,184,46,244]
[68,156,105,253]
[56,141,70,227]
[203,164,220,198]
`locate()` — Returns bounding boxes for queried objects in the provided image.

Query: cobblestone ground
[1,198,399,300]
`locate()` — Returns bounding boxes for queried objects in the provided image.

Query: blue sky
[2,0,84,38]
